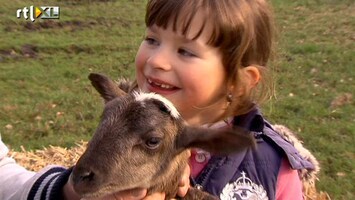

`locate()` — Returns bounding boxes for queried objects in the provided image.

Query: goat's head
[70,73,255,198]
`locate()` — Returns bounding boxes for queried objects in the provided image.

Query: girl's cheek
[135,44,147,69]
[135,51,144,70]
[135,49,147,90]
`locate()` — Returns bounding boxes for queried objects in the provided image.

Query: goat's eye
[145,137,162,149]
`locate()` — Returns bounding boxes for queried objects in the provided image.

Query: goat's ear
[176,127,256,155]
[88,73,127,103]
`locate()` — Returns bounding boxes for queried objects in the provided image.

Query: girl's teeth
[148,79,173,89]
[160,84,171,89]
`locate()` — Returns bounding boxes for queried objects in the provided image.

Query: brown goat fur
[70,73,255,199]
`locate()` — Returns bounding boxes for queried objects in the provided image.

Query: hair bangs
[145,0,217,42]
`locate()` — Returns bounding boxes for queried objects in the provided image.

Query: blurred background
[0,0,354,199]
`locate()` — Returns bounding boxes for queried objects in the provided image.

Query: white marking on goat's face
[133,91,180,119]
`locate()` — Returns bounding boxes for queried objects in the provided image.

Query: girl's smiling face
[135,11,228,126]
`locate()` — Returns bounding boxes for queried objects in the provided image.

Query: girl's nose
[146,48,172,71]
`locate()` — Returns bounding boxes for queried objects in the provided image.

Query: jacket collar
[232,107,264,132]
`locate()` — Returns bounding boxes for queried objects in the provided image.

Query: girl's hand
[143,163,191,200]
[63,183,148,200]
[105,188,148,200]
[176,163,191,198]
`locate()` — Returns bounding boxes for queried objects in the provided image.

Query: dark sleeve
[27,167,73,200]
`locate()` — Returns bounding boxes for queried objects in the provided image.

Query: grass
[0,0,354,199]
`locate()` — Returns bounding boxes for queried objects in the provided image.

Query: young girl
[0,0,318,199]
[133,0,316,199]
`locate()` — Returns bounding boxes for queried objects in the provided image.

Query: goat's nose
[78,170,95,182]
[71,167,96,185]
[71,167,98,194]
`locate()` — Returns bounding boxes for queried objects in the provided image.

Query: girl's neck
[184,99,230,126]
[201,117,234,129]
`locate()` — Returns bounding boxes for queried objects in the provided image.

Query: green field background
[0,0,354,199]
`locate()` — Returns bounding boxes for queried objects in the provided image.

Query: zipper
[253,131,264,143]
[190,157,226,190]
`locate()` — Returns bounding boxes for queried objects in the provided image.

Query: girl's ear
[241,66,261,89]
[231,66,261,98]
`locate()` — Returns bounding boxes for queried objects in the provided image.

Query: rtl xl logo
[16,6,60,22]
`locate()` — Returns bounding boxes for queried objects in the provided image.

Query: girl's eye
[145,137,162,150]
[145,37,159,46]
[178,48,196,57]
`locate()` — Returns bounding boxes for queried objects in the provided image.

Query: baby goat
[70,73,255,199]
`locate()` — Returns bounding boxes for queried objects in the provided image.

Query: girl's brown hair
[145,0,275,117]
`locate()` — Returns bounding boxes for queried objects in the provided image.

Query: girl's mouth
[147,78,179,94]
[148,79,174,89]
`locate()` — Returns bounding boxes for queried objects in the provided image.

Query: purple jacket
[190,108,315,200]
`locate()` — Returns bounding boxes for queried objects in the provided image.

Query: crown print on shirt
[220,171,268,200]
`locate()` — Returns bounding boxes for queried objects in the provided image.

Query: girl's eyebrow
[147,26,158,33]
[147,25,207,48]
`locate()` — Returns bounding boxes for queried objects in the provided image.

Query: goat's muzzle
[70,165,101,196]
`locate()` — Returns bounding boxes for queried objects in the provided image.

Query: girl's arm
[275,158,303,200]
